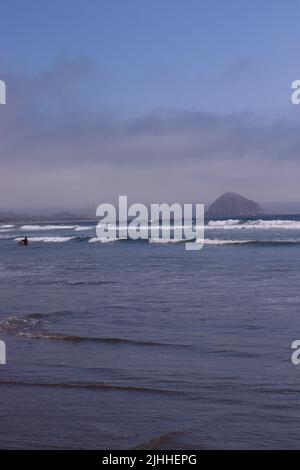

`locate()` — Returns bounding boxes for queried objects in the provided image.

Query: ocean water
[1,217,300,449]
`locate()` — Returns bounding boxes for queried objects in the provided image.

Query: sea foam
[19,225,76,231]
[207,219,300,230]
[15,236,76,243]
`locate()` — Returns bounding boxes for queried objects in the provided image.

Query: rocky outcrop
[206,192,264,218]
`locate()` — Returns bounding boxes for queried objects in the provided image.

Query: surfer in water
[19,237,28,246]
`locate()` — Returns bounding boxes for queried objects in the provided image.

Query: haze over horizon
[2,197,300,217]
[1,0,300,211]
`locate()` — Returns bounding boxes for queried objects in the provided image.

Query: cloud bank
[1,59,300,210]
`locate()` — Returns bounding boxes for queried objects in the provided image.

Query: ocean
[1,216,300,449]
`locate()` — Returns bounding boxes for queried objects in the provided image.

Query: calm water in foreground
[0,218,300,449]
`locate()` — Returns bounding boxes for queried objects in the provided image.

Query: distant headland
[0,211,89,223]
[1,192,298,222]
[206,192,264,218]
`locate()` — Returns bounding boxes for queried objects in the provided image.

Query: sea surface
[1,216,300,449]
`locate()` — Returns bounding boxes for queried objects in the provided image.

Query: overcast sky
[1,0,300,211]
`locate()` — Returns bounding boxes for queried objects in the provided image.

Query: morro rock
[206,192,264,218]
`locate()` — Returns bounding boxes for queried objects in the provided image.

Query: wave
[208,219,241,227]
[149,238,185,244]
[149,238,249,245]
[150,225,193,229]
[19,224,76,231]
[203,238,300,246]
[204,238,300,246]
[11,220,300,235]
[89,237,120,243]
[0,235,17,240]
[244,220,300,229]
[207,219,300,230]
[33,280,116,287]
[6,234,300,246]
[149,237,300,246]
[0,379,182,395]
[203,238,250,245]
[15,236,77,243]
[74,226,94,231]
[19,333,188,348]
[0,314,189,349]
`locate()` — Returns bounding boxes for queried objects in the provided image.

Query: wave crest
[207,219,300,230]
[19,225,76,231]
[15,236,77,243]
[0,313,189,348]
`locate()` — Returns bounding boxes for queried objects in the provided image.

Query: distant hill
[206,192,264,218]
[0,211,89,223]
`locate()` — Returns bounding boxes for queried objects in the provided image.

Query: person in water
[19,237,28,246]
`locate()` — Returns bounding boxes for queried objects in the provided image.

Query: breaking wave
[208,219,241,227]
[203,238,250,245]
[89,237,120,243]
[202,238,300,246]
[207,219,300,230]
[74,226,94,231]
[34,280,116,286]
[9,235,300,245]
[19,225,76,231]
[149,238,185,244]
[15,236,77,243]
[148,237,300,246]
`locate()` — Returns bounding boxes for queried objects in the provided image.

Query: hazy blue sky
[1,0,300,211]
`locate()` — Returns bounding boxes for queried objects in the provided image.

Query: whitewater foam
[203,238,250,245]
[208,219,241,227]
[89,237,120,243]
[149,238,185,244]
[207,219,300,230]
[6,234,300,246]
[74,226,94,231]
[19,225,76,231]
[15,236,76,243]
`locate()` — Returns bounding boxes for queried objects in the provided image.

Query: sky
[1,0,300,212]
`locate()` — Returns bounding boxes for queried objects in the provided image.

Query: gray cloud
[1,59,300,210]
